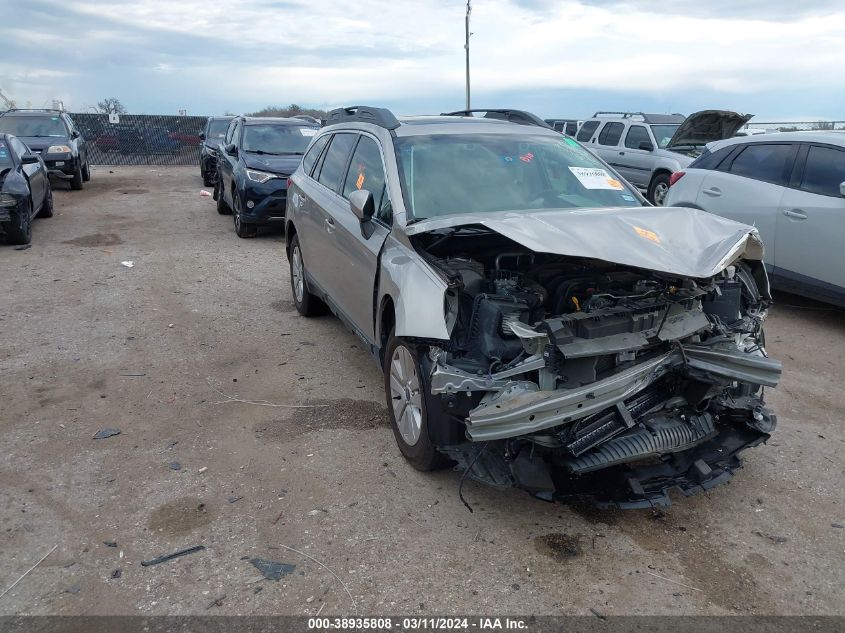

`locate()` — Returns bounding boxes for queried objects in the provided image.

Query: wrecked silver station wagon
[285,106,780,509]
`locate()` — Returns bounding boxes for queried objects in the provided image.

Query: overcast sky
[2,0,844,121]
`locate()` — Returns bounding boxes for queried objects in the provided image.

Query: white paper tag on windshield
[300,128,318,136]
[569,167,624,190]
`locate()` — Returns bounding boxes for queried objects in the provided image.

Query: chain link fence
[71,113,209,166]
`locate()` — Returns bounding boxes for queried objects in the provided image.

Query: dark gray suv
[285,106,780,509]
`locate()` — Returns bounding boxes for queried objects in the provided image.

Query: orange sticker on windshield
[606,178,623,190]
[633,226,661,244]
[356,172,365,190]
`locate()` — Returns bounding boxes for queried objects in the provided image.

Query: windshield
[394,134,642,220]
[207,120,230,139]
[241,124,318,154]
[0,115,68,138]
[0,140,12,168]
[650,124,680,148]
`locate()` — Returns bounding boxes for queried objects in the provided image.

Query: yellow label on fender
[633,226,661,244]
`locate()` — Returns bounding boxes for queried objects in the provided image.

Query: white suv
[578,110,751,205]
[666,131,845,306]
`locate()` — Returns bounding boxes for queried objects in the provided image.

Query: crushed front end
[414,227,780,508]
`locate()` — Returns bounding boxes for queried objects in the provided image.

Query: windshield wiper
[245,149,281,155]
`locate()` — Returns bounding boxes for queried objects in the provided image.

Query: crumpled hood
[15,137,68,152]
[666,110,753,148]
[242,153,302,175]
[405,206,764,279]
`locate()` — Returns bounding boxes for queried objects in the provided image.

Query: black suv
[199,116,233,186]
[1,134,53,245]
[213,116,319,238]
[0,110,90,190]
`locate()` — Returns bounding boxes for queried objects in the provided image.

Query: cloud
[1,0,843,119]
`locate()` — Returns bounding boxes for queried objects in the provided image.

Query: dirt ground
[1,167,843,616]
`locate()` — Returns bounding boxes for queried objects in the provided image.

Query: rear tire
[383,331,449,472]
[37,185,54,218]
[648,173,670,206]
[216,180,231,215]
[289,234,326,317]
[4,201,33,245]
[70,162,83,190]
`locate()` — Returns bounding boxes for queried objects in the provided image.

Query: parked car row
[0,109,91,190]
[0,108,96,245]
[201,104,785,509]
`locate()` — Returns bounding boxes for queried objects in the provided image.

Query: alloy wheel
[291,246,305,304]
[389,345,423,446]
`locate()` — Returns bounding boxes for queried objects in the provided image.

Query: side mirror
[840,182,845,198]
[199,132,205,140]
[224,143,237,155]
[21,153,39,165]
[638,141,654,151]
[71,130,80,139]
[349,189,374,223]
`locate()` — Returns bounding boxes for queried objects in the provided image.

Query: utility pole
[465,0,472,111]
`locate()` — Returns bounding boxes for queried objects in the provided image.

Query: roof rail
[592,111,686,124]
[325,106,400,130]
[441,109,552,129]
[2,108,65,114]
[593,111,648,119]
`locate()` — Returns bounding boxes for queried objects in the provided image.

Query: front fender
[377,236,450,342]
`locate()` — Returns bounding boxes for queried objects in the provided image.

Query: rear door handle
[702,187,722,197]
[618,151,625,156]
[324,217,336,233]
[783,209,807,220]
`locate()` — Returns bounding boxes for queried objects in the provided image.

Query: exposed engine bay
[411,226,781,508]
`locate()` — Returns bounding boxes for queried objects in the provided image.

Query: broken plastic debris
[93,428,121,440]
[168,462,182,471]
[120,261,134,268]
[198,466,208,474]
[249,558,296,581]
[200,190,211,197]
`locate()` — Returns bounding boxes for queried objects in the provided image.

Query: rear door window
[624,125,650,150]
[316,133,357,193]
[576,120,600,143]
[597,122,624,146]
[726,143,795,186]
[800,145,845,197]
[301,134,330,177]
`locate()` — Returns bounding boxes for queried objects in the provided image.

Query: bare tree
[97,97,127,114]
[247,103,327,119]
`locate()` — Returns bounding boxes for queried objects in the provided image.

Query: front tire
[37,185,54,218]
[648,173,670,206]
[4,201,33,245]
[383,331,448,471]
[289,234,326,317]
[70,161,84,190]
[82,160,91,182]
[233,194,257,238]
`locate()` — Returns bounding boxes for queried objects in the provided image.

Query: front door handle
[324,217,336,233]
[618,151,625,156]
[783,209,807,220]
[702,187,722,197]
